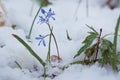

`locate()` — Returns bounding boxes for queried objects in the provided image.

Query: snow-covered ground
[0,0,120,80]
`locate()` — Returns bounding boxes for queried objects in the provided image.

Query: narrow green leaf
[70,60,84,65]
[86,24,98,34]
[71,59,100,65]
[113,16,120,54]
[101,39,114,53]
[15,61,22,69]
[12,34,46,67]
[82,32,98,43]
[74,44,89,58]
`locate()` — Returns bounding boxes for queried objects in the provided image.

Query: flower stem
[44,66,46,80]
[47,23,60,62]
[47,27,53,63]
[27,6,41,39]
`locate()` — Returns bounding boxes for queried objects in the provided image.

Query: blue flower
[38,8,55,24]
[35,35,46,47]
[38,16,46,24]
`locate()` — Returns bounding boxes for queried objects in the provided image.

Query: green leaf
[15,61,22,69]
[113,16,120,54]
[12,34,46,67]
[74,28,98,58]
[74,44,89,58]
[101,39,114,53]
[71,59,100,65]
[82,32,98,43]
[71,60,91,65]
[86,24,98,34]
[100,39,119,71]
[70,60,84,65]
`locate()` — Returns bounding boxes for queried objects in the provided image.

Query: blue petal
[38,17,45,24]
[39,17,45,21]
[35,35,44,40]
[35,37,41,40]
[38,40,42,46]
[39,35,44,38]
[43,40,46,47]
[49,8,52,12]
[52,17,55,20]
[39,16,42,18]
[51,12,55,16]
[39,35,42,37]
[41,9,46,14]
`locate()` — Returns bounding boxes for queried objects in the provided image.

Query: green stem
[44,66,46,80]
[95,28,102,60]
[47,27,53,63]
[47,23,60,61]
[27,6,41,39]
[113,16,120,54]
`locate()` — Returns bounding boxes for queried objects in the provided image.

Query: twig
[95,28,102,61]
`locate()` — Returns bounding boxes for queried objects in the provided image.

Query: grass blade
[12,34,46,67]
[15,61,22,69]
[86,24,98,34]
[113,16,120,54]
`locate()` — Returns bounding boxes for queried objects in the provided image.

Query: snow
[0,0,120,80]
[55,64,119,80]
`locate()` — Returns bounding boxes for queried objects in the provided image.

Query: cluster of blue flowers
[38,8,55,24]
[36,8,55,46]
